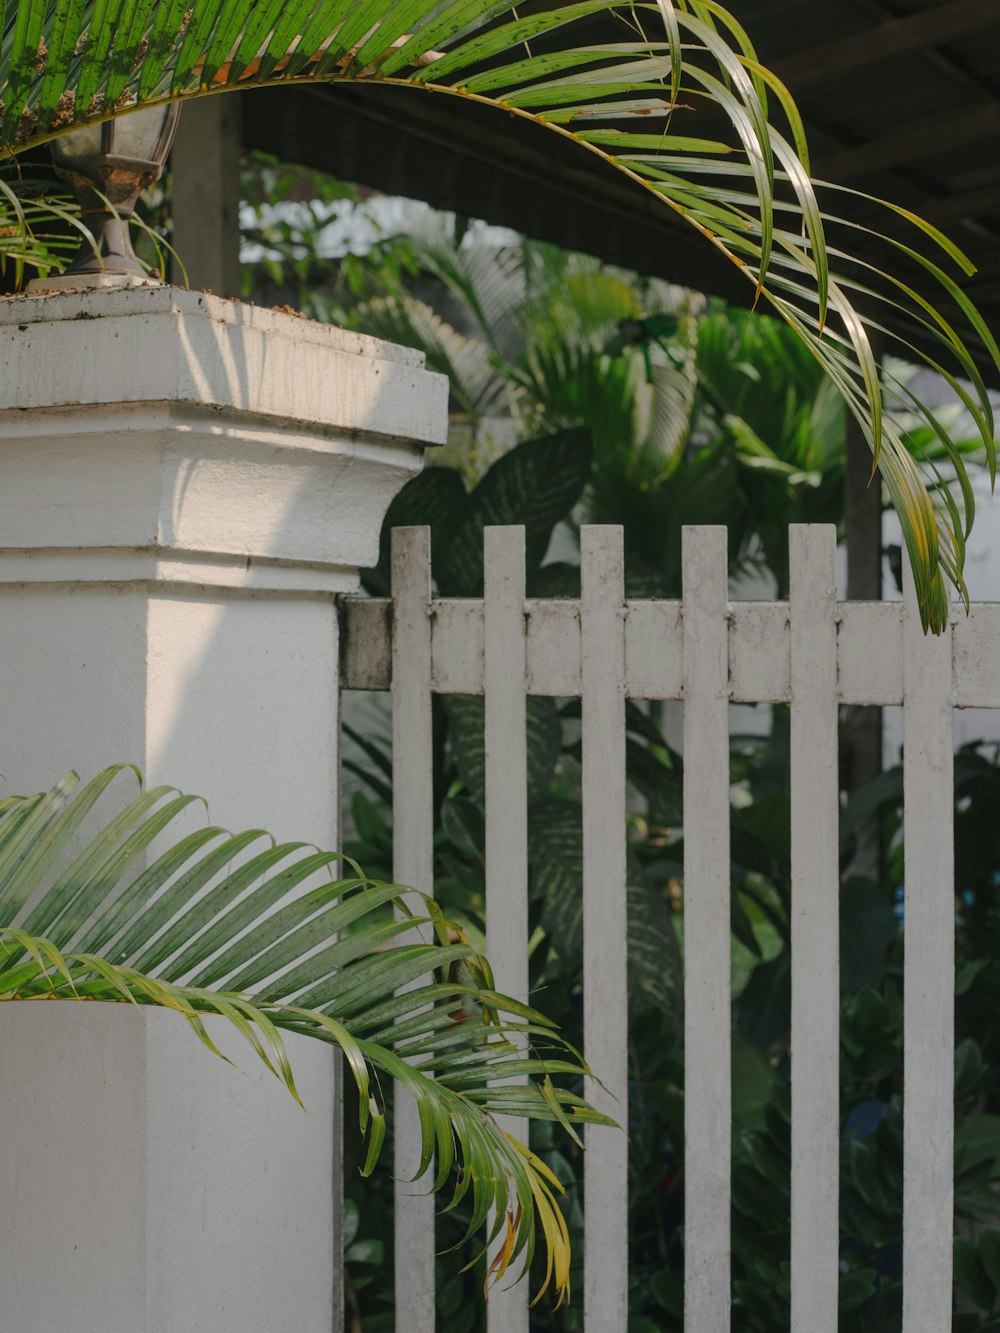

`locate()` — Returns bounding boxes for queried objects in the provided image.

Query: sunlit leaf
[0,766,613,1301]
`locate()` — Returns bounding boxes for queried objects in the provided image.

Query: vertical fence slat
[581,526,629,1331]
[902,570,955,1333]
[391,526,437,1333]
[484,526,531,1333]
[789,525,840,1331]
[683,525,732,1331]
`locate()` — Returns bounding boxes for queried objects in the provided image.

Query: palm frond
[407,230,527,361]
[0,171,92,281]
[1,0,997,627]
[642,298,701,473]
[0,765,612,1302]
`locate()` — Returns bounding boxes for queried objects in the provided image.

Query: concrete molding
[0,284,448,443]
[0,290,445,591]
[0,548,362,594]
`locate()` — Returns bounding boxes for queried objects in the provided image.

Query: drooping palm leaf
[0,765,612,1302]
[1,0,997,628]
[0,170,92,283]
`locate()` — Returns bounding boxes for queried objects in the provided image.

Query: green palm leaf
[1,0,997,628]
[0,765,611,1302]
[0,171,96,283]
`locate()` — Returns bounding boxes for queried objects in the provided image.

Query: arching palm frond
[0,765,611,1303]
[0,0,997,628]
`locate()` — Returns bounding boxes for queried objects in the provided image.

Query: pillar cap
[0,288,447,592]
[0,284,445,443]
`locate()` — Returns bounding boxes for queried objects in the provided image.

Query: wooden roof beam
[822,104,1000,182]
[772,0,1000,90]
[965,247,1000,288]
[917,181,1000,226]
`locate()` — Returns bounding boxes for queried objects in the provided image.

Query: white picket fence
[338,521,989,1332]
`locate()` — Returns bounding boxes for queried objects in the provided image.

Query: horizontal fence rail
[344,581,999,710]
[342,522,963,1333]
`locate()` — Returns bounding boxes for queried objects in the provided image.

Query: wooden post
[391,526,438,1333]
[484,526,531,1333]
[170,95,243,297]
[901,564,955,1333]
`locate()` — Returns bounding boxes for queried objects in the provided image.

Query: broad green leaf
[839,1268,878,1313]
[627,879,681,1019]
[530,798,583,961]
[448,694,563,807]
[955,1236,997,1312]
[435,429,592,596]
[362,465,468,597]
[839,877,897,992]
[980,1228,1000,1293]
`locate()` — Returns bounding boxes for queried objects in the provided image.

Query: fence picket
[789,525,840,1331]
[484,526,530,1333]
[901,567,955,1333]
[391,526,437,1333]
[580,527,629,1331]
[682,525,732,1331]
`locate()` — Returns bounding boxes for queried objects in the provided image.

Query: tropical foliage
[0,764,613,1302]
[0,169,86,276]
[355,228,991,597]
[0,0,997,626]
[340,229,853,597]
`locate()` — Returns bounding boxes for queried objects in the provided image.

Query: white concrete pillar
[0,286,447,1332]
